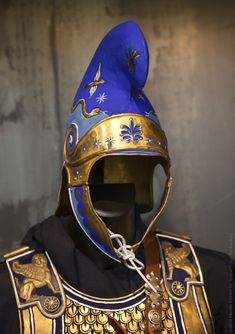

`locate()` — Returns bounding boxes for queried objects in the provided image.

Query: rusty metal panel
[0,0,234,258]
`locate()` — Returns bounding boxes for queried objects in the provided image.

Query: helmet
[56,21,172,262]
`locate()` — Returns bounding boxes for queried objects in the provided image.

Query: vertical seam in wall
[49,0,63,155]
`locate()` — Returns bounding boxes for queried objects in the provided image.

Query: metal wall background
[0,0,234,258]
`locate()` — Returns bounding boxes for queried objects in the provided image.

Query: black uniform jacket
[0,215,234,333]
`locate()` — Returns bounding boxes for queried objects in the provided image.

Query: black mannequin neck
[90,183,140,244]
[94,200,136,244]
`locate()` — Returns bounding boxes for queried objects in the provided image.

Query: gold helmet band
[56,114,171,261]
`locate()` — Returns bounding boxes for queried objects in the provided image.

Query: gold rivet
[171,281,185,296]
[148,310,161,325]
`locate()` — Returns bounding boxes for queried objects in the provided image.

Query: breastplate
[4,231,214,333]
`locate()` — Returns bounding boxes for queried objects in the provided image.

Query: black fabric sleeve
[195,246,233,334]
[0,261,20,333]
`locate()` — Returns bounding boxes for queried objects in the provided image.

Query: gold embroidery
[12,254,58,301]
[162,242,199,281]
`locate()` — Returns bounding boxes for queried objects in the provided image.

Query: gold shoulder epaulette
[156,230,214,332]
[4,246,66,318]
[4,246,30,260]
[156,230,202,301]
[156,228,192,241]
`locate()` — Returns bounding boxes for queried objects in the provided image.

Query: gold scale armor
[4,231,214,334]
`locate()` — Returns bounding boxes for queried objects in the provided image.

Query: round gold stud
[171,281,185,296]
[43,296,60,312]
[148,309,161,325]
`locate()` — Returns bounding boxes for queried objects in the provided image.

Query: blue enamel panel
[69,186,118,261]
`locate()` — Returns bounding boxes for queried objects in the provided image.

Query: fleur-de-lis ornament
[120,118,143,143]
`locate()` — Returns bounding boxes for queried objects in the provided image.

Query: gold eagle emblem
[83,63,105,97]
[162,242,199,281]
[12,253,58,302]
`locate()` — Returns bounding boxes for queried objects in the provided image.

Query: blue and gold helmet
[56,21,172,261]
